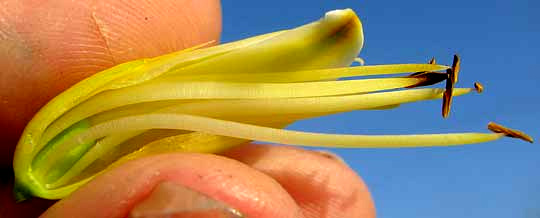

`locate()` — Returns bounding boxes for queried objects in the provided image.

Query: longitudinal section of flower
[14,9,532,201]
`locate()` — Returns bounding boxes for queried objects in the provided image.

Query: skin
[0,0,376,217]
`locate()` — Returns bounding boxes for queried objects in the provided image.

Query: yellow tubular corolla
[12,8,531,201]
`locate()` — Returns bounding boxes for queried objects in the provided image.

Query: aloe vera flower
[12,8,532,201]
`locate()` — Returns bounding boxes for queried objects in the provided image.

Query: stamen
[59,113,507,149]
[442,55,460,118]
[487,122,533,143]
[155,88,473,118]
[474,82,484,93]
[160,64,450,83]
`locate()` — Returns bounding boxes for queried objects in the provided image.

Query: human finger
[42,153,303,218]
[224,144,376,218]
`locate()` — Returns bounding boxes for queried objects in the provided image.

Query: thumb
[0,0,222,167]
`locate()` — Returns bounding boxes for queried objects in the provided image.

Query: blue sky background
[221,1,539,217]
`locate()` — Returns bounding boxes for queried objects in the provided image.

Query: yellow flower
[13,9,532,201]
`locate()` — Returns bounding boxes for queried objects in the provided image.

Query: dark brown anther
[488,122,534,143]
[406,57,445,84]
[451,54,460,83]
[442,55,461,118]
[442,67,454,118]
[405,72,448,88]
[474,82,484,93]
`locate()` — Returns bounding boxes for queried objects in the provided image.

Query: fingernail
[129,181,244,218]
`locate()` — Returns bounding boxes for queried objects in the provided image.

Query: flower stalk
[12,9,532,201]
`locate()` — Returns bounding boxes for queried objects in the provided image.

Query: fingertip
[224,144,376,218]
[42,153,302,218]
